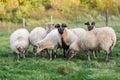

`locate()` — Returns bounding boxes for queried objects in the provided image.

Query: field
[0,20,120,80]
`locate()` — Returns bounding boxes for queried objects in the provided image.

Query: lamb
[33,28,62,60]
[55,23,86,57]
[67,27,116,62]
[10,28,29,59]
[29,27,48,56]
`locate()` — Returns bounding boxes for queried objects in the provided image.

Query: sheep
[45,22,54,33]
[85,21,97,59]
[10,28,29,60]
[30,27,47,45]
[33,28,62,60]
[29,27,48,57]
[55,23,86,57]
[67,27,116,62]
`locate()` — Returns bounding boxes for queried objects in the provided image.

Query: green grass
[0,20,120,80]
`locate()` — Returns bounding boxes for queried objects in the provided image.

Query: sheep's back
[29,27,47,45]
[70,28,86,37]
[94,27,116,49]
[10,28,29,51]
[77,31,98,50]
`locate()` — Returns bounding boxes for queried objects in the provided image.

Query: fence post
[105,9,109,26]
[23,18,26,28]
[51,16,53,23]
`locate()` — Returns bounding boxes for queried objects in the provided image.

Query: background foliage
[0,0,120,23]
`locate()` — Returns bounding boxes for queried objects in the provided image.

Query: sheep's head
[55,23,67,34]
[66,48,77,60]
[16,46,26,58]
[85,21,95,31]
[45,22,54,33]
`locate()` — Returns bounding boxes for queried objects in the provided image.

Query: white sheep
[10,28,29,59]
[29,27,48,56]
[55,23,86,57]
[29,27,47,46]
[67,27,116,62]
[85,21,97,59]
[33,28,62,60]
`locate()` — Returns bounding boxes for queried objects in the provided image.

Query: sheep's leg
[23,54,26,59]
[63,49,69,58]
[53,50,57,59]
[105,51,111,62]
[46,49,50,57]
[93,51,97,59]
[87,51,91,61]
[63,49,66,58]
[49,50,53,60]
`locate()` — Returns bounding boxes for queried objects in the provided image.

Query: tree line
[0,0,119,23]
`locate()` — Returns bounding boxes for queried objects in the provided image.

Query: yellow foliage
[96,0,105,11]
[9,0,19,8]
[70,0,80,8]
[0,3,5,12]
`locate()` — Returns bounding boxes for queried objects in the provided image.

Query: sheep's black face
[66,48,77,60]
[55,23,67,34]
[85,21,95,31]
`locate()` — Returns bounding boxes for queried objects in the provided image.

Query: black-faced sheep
[55,23,86,58]
[85,21,97,59]
[10,28,29,59]
[67,27,116,62]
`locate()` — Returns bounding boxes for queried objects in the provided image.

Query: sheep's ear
[92,22,95,25]
[62,23,67,27]
[84,22,89,25]
[55,24,59,28]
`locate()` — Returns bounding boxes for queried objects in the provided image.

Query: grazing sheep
[45,22,54,33]
[55,23,86,57]
[10,28,29,59]
[29,27,48,57]
[33,29,62,60]
[67,27,116,62]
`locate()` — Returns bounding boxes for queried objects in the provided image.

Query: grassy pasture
[0,20,120,80]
